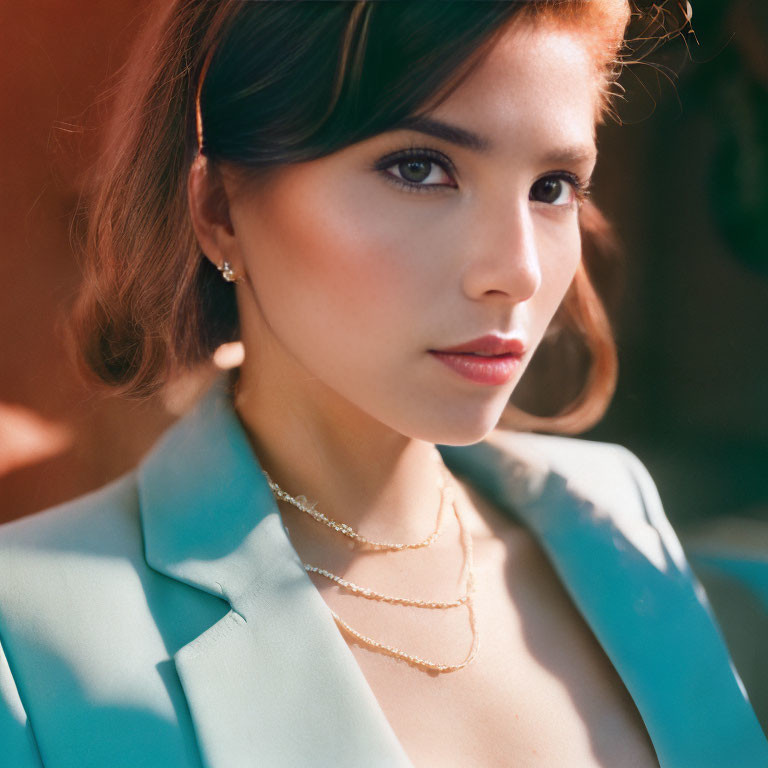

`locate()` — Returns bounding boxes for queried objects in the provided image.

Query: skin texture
[188,18,600,545]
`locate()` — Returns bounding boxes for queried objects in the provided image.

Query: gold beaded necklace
[262,451,479,673]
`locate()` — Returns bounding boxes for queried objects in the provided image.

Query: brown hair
[70,0,653,433]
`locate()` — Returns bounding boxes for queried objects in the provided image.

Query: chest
[335,531,660,767]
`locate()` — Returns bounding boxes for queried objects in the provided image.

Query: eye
[373,147,457,193]
[529,173,589,207]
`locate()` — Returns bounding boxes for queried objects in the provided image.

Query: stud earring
[217,261,240,283]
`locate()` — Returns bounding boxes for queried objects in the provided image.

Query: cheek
[237,167,427,366]
[534,220,582,330]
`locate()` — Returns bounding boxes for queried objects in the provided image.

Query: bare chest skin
[280,480,660,768]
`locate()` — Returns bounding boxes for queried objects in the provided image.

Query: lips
[431,334,526,357]
[428,334,526,386]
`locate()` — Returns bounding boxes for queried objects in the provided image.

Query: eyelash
[372,145,592,205]
[373,146,458,193]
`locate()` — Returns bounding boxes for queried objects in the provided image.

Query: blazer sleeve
[0,633,44,767]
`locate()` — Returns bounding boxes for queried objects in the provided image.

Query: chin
[406,402,508,447]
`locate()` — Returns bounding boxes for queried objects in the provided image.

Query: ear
[187,155,241,274]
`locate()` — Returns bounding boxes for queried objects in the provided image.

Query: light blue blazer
[1,375,766,768]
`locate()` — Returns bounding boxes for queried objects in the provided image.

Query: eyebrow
[390,116,492,153]
[388,115,597,166]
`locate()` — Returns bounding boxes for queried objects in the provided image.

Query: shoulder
[487,429,653,489]
[485,430,664,519]
[445,429,663,523]
[0,470,149,656]
[0,471,143,598]
[0,469,220,765]
[0,473,143,766]
[475,430,690,572]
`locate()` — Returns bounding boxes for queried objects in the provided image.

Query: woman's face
[225,19,601,445]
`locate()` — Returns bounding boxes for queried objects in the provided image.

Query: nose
[461,198,542,304]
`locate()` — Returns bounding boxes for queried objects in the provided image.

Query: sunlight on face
[229,19,601,446]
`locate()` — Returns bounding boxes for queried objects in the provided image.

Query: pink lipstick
[428,334,526,386]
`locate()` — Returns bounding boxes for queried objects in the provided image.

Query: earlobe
[187,154,240,274]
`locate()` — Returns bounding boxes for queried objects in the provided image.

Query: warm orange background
[0,3,177,522]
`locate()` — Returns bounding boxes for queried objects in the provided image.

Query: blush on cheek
[532,229,581,333]
[243,166,414,348]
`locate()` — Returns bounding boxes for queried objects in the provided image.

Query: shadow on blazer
[1,374,767,767]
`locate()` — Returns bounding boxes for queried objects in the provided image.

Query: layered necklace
[261,449,479,673]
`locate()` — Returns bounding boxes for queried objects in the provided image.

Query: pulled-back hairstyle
[70,0,650,433]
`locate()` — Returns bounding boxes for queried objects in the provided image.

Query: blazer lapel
[137,376,412,768]
[439,436,768,768]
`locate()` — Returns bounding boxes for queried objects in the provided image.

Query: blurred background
[587,2,768,728]
[0,0,766,729]
[591,0,768,532]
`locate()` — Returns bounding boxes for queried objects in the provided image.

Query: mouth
[428,347,525,386]
[429,333,525,358]
[427,334,527,385]
[431,350,518,358]
[430,333,526,357]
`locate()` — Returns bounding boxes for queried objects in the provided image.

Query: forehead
[424,20,601,153]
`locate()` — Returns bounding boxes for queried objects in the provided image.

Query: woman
[0,1,765,766]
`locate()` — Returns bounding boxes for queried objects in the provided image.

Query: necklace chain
[323,500,479,673]
[262,452,450,551]
[262,454,480,673]
[303,563,469,608]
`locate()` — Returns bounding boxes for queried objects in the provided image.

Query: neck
[232,356,446,547]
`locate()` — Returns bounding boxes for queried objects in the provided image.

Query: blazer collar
[137,375,767,768]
